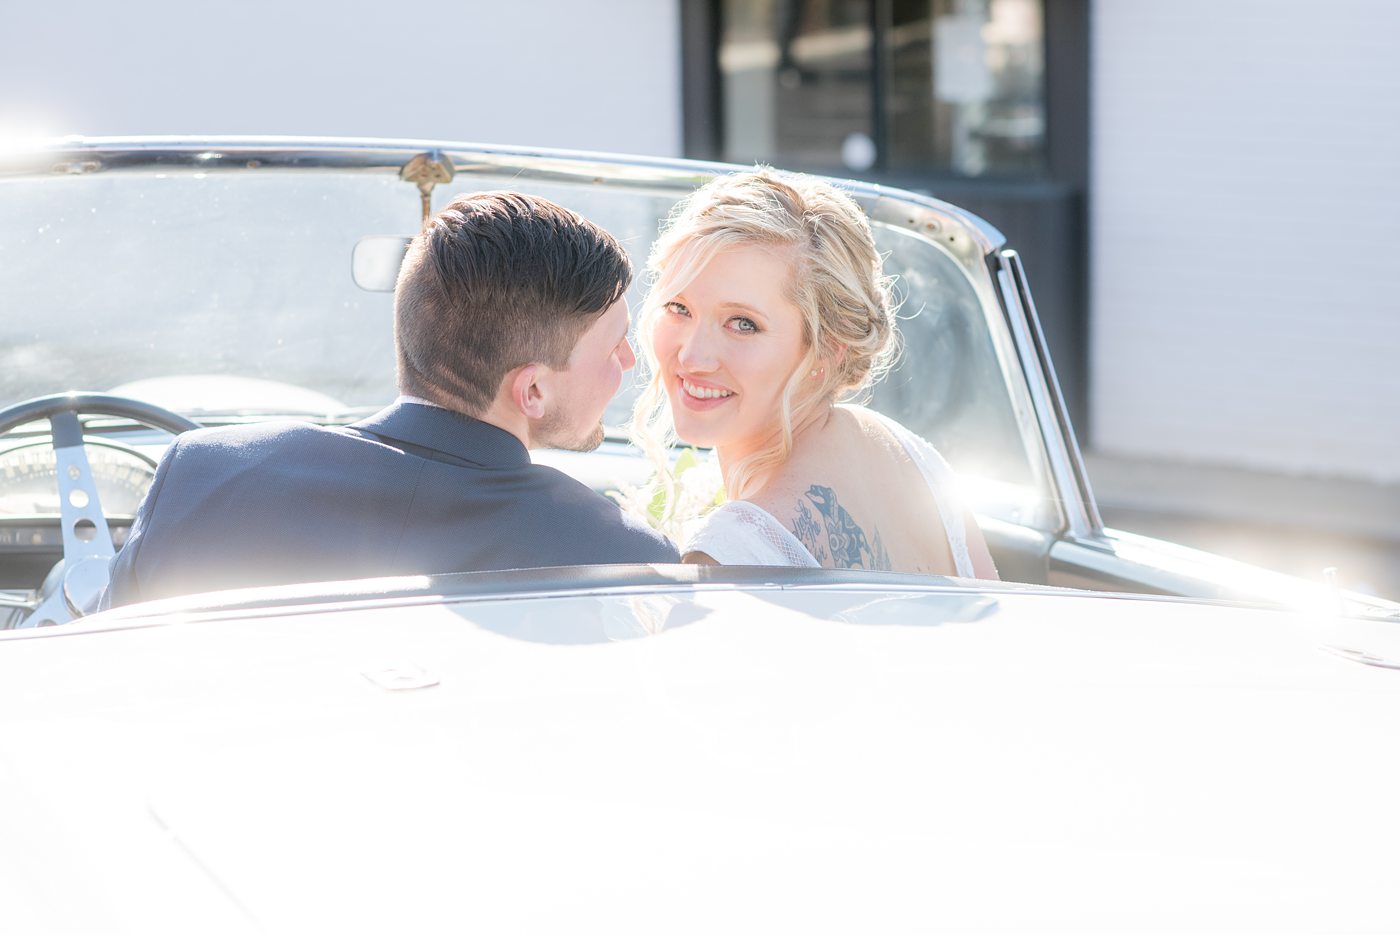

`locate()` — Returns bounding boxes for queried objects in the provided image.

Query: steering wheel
[0,393,199,628]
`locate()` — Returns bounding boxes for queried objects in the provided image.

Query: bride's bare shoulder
[839,403,907,441]
[809,405,908,462]
[750,406,902,511]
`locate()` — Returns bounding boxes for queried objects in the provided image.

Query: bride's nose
[676,323,721,372]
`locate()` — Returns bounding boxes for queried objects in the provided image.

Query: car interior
[0,143,1379,628]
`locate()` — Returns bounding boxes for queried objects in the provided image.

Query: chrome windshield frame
[992,249,1104,541]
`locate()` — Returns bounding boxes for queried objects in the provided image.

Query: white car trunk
[2,587,1398,933]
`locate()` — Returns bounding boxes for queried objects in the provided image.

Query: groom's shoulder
[519,462,681,564]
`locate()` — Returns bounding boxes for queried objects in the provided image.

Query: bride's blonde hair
[631,168,899,499]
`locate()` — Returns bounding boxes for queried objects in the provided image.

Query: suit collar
[351,401,530,468]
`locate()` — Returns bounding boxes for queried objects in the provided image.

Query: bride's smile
[652,243,807,456]
[678,376,735,406]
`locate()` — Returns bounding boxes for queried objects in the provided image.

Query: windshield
[3,171,406,414]
[0,158,1056,530]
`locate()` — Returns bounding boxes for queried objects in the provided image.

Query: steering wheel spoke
[51,411,117,562]
[21,587,71,629]
[0,393,199,628]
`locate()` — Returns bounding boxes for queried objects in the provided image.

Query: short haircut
[394,191,632,414]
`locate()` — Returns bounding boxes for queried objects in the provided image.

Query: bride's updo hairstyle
[632,168,899,499]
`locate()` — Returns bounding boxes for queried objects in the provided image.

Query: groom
[103,191,678,607]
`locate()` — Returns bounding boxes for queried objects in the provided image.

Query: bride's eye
[664,301,690,317]
[729,316,760,334]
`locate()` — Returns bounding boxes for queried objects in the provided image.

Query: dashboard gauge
[0,440,158,518]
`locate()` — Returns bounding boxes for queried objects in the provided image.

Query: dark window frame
[681,0,1087,189]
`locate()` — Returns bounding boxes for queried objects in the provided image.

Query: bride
[631,169,998,578]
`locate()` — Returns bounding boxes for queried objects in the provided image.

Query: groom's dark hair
[394,191,632,415]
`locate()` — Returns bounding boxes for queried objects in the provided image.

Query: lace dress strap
[864,410,976,578]
[682,501,820,567]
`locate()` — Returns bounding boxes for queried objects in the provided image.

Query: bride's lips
[674,375,736,412]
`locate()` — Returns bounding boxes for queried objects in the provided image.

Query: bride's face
[651,243,809,457]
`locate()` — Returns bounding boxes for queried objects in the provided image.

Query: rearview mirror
[352,236,412,292]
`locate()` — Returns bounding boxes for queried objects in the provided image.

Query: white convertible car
[1,139,1398,933]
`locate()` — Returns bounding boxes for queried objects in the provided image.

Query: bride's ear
[813,341,846,377]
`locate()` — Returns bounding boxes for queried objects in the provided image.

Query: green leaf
[647,483,667,523]
[673,447,698,477]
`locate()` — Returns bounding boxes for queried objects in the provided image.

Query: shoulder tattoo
[792,499,829,563]
[794,485,891,571]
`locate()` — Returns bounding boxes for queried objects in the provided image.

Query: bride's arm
[682,550,718,565]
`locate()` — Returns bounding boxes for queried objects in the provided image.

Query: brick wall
[0,0,683,159]
[1090,0,1400,482]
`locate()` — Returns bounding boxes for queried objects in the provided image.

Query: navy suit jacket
[103,402,678,606]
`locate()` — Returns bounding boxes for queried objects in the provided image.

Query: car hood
[2,585,1398,933]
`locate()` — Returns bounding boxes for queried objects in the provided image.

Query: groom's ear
[505,363,548,420]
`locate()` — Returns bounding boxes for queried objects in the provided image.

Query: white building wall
[0,0,682,157]
[1090,1,1400,483]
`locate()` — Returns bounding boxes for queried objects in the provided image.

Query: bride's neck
[715,404,834,498]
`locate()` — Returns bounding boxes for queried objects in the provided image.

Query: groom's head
[394,191,634,450]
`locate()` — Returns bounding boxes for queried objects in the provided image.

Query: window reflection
[719,0,1046,178]
[722,0,875,171]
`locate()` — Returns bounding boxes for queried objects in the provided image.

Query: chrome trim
[1,574,1311,642]
[966,251,1062,533]
[0,135,1007,283]
[994,250,1102,540]
[1003,250,1104,532]
[0,591,35,610]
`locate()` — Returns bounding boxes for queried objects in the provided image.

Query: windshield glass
[0,160,1055,530]
[2,171,406,414]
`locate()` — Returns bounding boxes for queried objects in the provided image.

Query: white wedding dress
[682,411,977,576]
